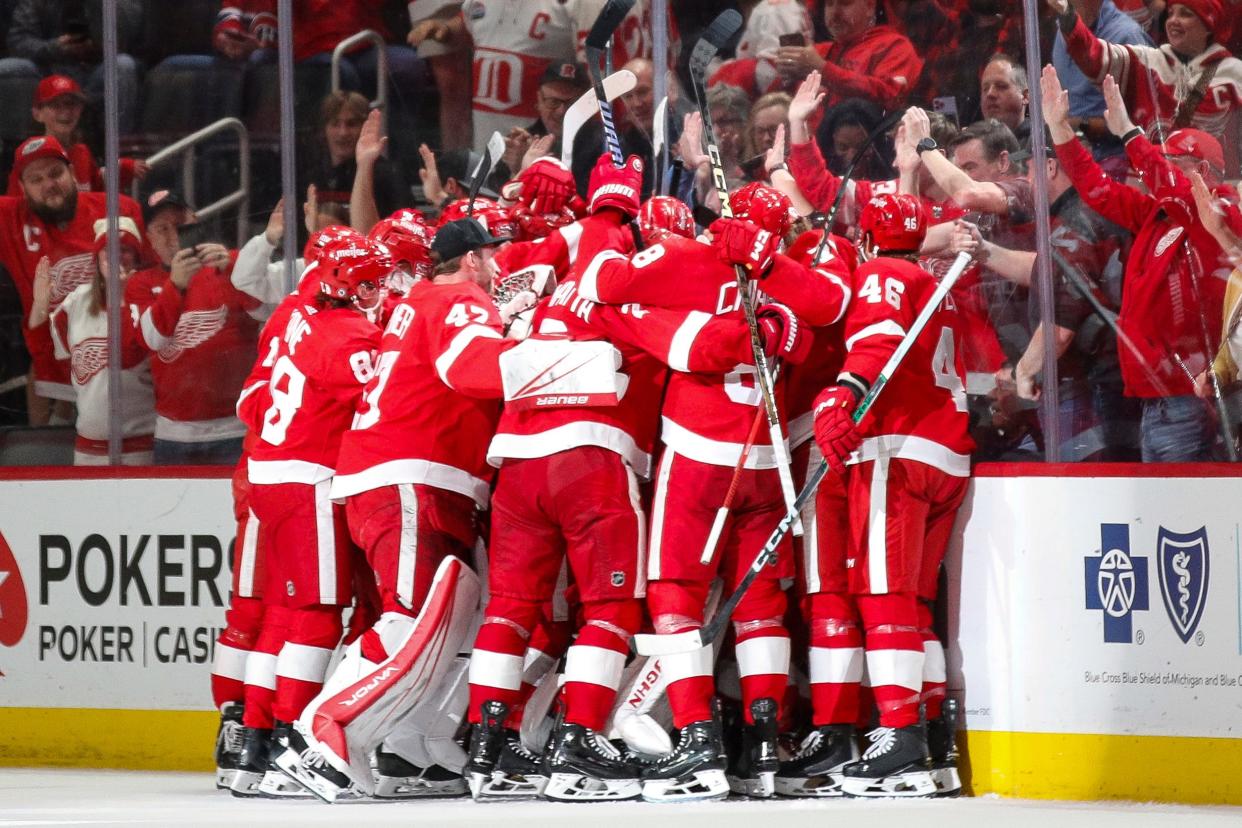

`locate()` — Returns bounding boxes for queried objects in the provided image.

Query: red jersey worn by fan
[0,191,144,400]
[126,256,263,444]
[1060,13,1242,138]
[463,0,651,152]
[814,25,923,109]
[226,0,388,61]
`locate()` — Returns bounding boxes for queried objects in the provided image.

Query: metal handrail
[331,29,388,133]
[134,117,251,248]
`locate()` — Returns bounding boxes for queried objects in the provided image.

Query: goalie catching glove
[756,302,811,364]
[812,379,866,473]
[710,216,779,277]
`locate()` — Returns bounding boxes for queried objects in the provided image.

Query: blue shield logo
[1085,523,1149,643]
[1156,526,1210,644]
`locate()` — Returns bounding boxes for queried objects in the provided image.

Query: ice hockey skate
[774,724,859,797]
[726,698,779,797]
[927,698,962,797]
[543,719,642,801]
[372,748,468,799]
[255,723,314,799]
[213,702,244,790]
[272,725,355,803]
[839,724,937,798]
[465,701,548,800]
[640,717,730,803]
[228,726,270,798]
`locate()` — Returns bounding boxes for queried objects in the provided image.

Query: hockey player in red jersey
[575,183,850,802]
[215,229,359,794]
[271,218,516,802]
[230,238,386,798]
[799,193,972,798]
[465,162,809,803]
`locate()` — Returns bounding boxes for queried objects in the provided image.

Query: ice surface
[0,770,1239,828]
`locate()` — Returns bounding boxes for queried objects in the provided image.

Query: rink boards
[1,464,1241,804]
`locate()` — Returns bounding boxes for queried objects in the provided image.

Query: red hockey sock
[212,595,264,709]
[734,580,790,724]
[917,601,945,720]
[856,592,924,729]
[273,605,342,723]
[562,600,641,732]
[242,604,290,730]
[806,592,864,726]
[468,595,541,725]
[647,579,714,728]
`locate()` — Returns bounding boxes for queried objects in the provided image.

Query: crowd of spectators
[1,0,1242,466]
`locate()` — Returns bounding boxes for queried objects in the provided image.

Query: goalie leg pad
[295,556,480,794]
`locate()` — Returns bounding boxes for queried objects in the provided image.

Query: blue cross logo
[1085,523,1149,643]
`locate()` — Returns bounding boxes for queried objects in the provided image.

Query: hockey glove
[757,302,812,364]
[517,157,577,215]
[587,153,643,218]
[710,216,779,277]
[813,383,865,473]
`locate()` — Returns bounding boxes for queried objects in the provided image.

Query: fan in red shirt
[576,183,849,802]
[801,193,972,799]
[230,238,385,798]
[125,191,265,464]
[0,135,146,423]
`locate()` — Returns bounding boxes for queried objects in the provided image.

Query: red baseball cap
[34,74,86,106]
[12,135,71,181]
[1162,128,1225,173]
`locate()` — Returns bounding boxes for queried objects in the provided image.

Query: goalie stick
[584,0,635,166]
[465,130,506,218]
[635,251,975,656]
[688,9,803,536]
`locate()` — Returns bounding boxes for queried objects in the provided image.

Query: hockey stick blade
[465,131,505,217]
[561,70,637,166]
[642,252,976,655]
[585,0,635,50]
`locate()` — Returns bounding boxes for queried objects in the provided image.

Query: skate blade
[228,769,265,798]
[727,770,775,798]
[472,772,548,801]
[273,748,344,804]
[774,773,846,798]
[258,768,317,799]
[373,775,468,799]
[840,769,938,798]
[641,769,730,803]
[931,765,962,797]
[544,772,642,801]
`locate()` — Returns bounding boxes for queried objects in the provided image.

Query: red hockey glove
[756,302,812,364]
[813,384,864,473]
[710,216,778,277]
[517,157,576,215]
[587,153,643,218]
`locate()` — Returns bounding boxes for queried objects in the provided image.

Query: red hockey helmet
[318,239,394,306]
[473,202,519,242]
[302,224,363,265]
[859,193,927,253]
[729,182,796,238]
[638,196,695,244]
[437,197,498,227]
[369,212,434,281]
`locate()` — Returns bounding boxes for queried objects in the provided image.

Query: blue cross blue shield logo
[1085,523,1149,643]
[1156,526,1209,644]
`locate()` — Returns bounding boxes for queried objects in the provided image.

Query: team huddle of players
[208,150,973,805]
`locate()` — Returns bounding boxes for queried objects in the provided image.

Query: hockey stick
[700,403,766,565]
[653,95,669,195]
[688,9,803,536]
[561,70,638,167]
[636,251,975,656]
[465,131,506,218]
[584,0,636,166]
